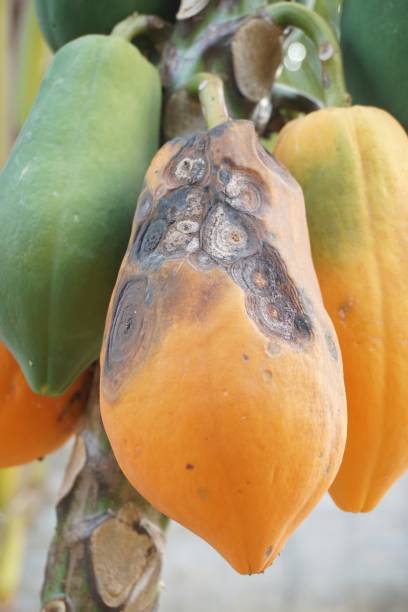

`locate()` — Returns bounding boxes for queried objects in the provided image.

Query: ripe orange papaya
[274,106,408,512]
[0,343,91,468]
[100,120,347,574]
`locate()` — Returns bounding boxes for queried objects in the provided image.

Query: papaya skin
[35,0,179,51]
[274,106,408,512]
[100,120,347,574]
[0,343,92,468]
[0,35,161,395]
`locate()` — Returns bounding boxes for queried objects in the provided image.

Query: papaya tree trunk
[41,367,166,612]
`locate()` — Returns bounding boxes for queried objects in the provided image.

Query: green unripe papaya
[35,0,180,51]
[0,34,161,395]
[341,0,408,130]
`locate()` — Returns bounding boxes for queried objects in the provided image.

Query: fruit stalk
[41,368,167,611]
[266,1,349,107]
[186,72,230,128]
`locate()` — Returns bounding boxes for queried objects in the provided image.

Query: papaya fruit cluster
[0,0,407,578]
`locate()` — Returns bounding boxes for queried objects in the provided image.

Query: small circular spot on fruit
[263,369,273,382]
[176,220,200,234]
[264,545,273,557]
[338,299,353,320]
[242,353,250,362]
[197,487,209,500]
[186,463,194,470]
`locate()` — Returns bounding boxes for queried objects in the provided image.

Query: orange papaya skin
[0,343,91,468]
[100,120,346,574]
[274,106,408,512]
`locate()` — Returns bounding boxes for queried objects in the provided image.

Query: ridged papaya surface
[275,106,408,512]
[0,35,161,395]
[35,0,180,51]
[100,120,347,574]
[0,343,91,468]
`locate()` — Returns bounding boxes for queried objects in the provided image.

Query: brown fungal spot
[164,132,210,187]
[242,353,250,362]
[104,276,156,399]
[201,205,258,264]
[264,545,273,557]
[186,463,194,470]
[263,369,273,381]
[338,300,353,320]
[197,487,209,500]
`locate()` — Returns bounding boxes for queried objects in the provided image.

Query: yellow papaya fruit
[100,120,347,574]
[274,106,408,512]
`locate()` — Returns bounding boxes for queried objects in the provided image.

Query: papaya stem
[111,12,168,43]
[265,2,349,107]
[41,368,167,612]
[186,72,230,129]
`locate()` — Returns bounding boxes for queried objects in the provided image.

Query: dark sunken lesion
[163,132,210,188]
[104,275,156,397]
[106,126,313,398]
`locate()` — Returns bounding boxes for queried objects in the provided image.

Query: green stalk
[42,369,166,611]
[111,11,168,42]
[186,72,230,129]
[265,1,349,107]
[0,0,10,165]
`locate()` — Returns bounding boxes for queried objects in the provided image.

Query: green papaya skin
[35,0,180,51]
[0,35,161,395]
[341,0,408,130]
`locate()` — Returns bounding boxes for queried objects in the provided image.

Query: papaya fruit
[35,0,180,52]
[0,342,91,468]
[341,0,408,130]
[100,120,347,574]
[0,34,161,395]
[274,106,408,512]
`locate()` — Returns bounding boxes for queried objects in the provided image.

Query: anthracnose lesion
[163,132,210,188]
[230,242,312,343]
[201,203,260,265]
[217,159,265,216]
[104,274,156,397]
[112,126,313,386]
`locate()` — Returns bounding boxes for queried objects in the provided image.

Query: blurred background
[13,440,408,612]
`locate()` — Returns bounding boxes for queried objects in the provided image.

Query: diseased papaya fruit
[0,34,161,395]
[274,106,408,512]
[35,0,180,52]
[100,120,347,574]
[341,0,408,130]
[0,343,91,468]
